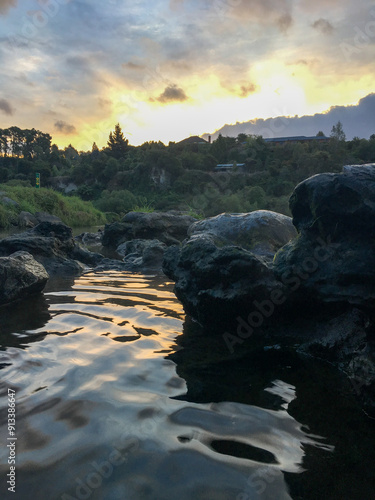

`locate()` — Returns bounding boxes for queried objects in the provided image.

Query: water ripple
[0,271,336,500]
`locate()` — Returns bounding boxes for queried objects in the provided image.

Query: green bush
[94,189,137,214]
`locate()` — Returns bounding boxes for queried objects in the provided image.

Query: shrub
[94,189,137,214]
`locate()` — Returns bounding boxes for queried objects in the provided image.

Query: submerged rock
[103,211,197,248]
[0,251,48,306]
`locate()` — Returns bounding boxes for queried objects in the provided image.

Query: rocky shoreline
[163,164,375,415]
[0,165,374,414]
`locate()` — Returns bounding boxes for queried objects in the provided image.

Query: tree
[330,121,346,141]
[107,123,129,159]
[316,131,325,137]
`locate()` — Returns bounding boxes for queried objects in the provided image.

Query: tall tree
[330,121,346,141]
[107,123,129,159]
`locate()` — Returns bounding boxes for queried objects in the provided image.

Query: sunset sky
[0,0,374,150]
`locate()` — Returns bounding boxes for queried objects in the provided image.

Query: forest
[0,123,374,221]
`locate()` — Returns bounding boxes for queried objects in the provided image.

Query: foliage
[1,123,374,223]
[94,189,137,214]
[106,123,129,159]
[0,184,106,228]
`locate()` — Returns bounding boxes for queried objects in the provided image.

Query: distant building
[264,135,330,145]
[176,136,209,146]
[215,163,245,172]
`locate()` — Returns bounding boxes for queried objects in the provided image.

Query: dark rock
[75,230,103,247]
[163,238,285,329]
[188,211,297,260]
[274,165,375,309]
[117,239,167,269]
[1,196,19,207]
[290,164,375,238]
[0,221,104,276]
[34,212,63,224]
[103,211,197,248]
[0,251,48,306]
[18,211,38,228]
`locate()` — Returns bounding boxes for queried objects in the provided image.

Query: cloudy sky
[0,0,374,149]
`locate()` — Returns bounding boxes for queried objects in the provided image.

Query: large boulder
[289,164,375,238]
[0,251,48,306]
[0,221,104,276]
[162,211,296,327]
[274,165,375,308]
[163,238,286,329]
[102,211,197,248]
[188,211,297,259]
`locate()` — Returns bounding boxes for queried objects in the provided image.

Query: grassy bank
[0,184,107,228]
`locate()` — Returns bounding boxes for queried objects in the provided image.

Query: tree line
[1,122,374,218]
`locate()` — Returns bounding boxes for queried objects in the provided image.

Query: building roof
[176,136,208,146]
[264,135,329,143]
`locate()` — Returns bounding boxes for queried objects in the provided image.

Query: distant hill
[202,93,375,141]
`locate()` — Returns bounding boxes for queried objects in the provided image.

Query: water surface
[0,271,374,499]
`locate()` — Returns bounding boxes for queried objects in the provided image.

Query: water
[0,271,374,499]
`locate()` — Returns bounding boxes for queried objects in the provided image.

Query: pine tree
[107,123,129,159]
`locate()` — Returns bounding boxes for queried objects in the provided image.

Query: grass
[0,184,107,229]
[131,203,155,213]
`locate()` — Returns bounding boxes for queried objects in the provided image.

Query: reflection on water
[0,271,373,499]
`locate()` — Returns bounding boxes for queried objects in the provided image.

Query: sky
[0,0,374,150]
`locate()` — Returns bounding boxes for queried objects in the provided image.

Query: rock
[18,211,38,228]
[75,230,103,247]
[49,176,78,194]
[290,165,375,238]
[102,211,197,248]
[274,165,375,308]
[34,212,63,224]
[0,196,19,207]
[0,221,104,276]
[163,238,285,329]
[188,211,297,259]
[117,239,167,269]
[0,251,48,306]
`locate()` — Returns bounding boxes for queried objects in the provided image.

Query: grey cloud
[204,93,375,141]
[216,0,294,32]
[312,18,334,35]
[155,84,188,103]
[0,98,14,115]
[278,14,294,33]
[122,62,146,71]
[239,83,257,98]
[54,120,77,134]
[0,0,16,15]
